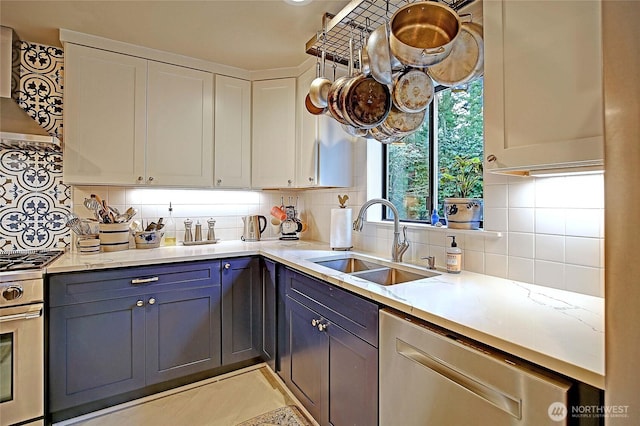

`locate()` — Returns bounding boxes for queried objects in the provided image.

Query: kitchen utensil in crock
[427,22,484,87]
[389,1,461,68]
[392,68,434,113]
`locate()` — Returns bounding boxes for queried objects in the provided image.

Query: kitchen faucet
[353,198,409,262]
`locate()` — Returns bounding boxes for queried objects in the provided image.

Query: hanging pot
[305,93,326,115]
[389,1,461,68]
[308,51,332,108]
[327,76,350,124]
[392,68,434,113]
[381,104,427,135]
[367,23,394,85]
[341,75,392,129]
[427,22,484,87]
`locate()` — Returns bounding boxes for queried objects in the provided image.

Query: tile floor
[54,364,316,426]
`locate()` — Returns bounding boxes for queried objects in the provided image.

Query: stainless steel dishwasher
[380,309,572,425]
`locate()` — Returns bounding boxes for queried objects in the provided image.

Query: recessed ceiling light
[284,0,313,5]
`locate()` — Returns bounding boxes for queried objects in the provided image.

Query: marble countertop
[46,239,605,389]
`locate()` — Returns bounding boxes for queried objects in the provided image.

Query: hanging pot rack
[305,0,475,66]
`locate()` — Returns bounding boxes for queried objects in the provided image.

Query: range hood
[0,26,61,149]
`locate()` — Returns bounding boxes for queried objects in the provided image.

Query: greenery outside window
[384,79,484,223]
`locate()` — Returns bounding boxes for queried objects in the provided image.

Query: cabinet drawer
[49,260,221,307]
[285,268,379,347]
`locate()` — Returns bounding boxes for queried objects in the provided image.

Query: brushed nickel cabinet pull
[131,276,159,285]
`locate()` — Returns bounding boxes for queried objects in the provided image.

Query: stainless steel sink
[313,257,386,273]
[352,268,439,285]
[309,254,439,286]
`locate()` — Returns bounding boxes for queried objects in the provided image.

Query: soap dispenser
[446,236,462,274]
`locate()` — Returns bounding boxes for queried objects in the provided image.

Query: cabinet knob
[217,178,222,186]
[148,297,156,305]
[486,154,497,163]
[137,176,144,182]
[308,177,314,182]
[317,323,328,332]
[287,179,293,186]
[311,318,319,327]
[224,263,231,269]
[148,176,154,182]
[136,300,144,307]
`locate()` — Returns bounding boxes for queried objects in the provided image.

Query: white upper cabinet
[251,78,296,189]
[214,75,252,188]
[147,62,213,187]
[63,44,146,185]
[483,0,604,174]
[296,65,352,188]
[63,44,214,187]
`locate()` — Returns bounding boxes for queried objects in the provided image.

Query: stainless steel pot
[389,1,461,68]
[308,52,332,108]
[392,68,434,113]
[427,22,484,87]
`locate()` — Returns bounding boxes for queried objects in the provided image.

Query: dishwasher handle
[396,338,522,419]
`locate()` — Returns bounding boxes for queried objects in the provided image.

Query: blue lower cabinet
[47,260,222,414]
[261,258,278,370]
[282,268,378,426]
[221,257,262,365]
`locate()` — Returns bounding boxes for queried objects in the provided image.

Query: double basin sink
[309,254,439,286]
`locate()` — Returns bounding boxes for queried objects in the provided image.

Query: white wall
[299,140,605,297]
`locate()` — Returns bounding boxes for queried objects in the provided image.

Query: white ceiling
[0,0,350,71]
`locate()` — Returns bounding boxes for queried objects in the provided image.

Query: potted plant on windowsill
[440,155,483,230]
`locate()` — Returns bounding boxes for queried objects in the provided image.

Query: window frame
[381,82,483,224]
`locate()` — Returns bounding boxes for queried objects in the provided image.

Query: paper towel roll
[330,208,353,250]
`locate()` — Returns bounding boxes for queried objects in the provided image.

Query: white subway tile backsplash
[534,177,568,208]
[483,208,508,231]
[465,250,485,274]
[485,253,508,278]
[509,208,534,233]
[484,184,508,208]
[534,260,565,290]
[485,235,508,255]
[565,236,601,268]
[565,208,602,238]
[535,234,565,262]
[508,257,534,283]
[535,208,566,235]
[508,232,534,258]
[508,179,535,208]
[565,264,602,297]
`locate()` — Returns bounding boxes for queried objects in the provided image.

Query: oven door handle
[0,304,43,323]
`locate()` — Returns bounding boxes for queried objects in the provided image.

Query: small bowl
[133,230,164,249]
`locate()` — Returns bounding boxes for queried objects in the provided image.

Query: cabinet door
[327,320,378,426]
[49,298,146,412]
[251,78,296,188]
[221,257,261,364]
[147,61,213,187]
[296,65,352,188]
[63,44,146,185]
[261,258,277,370]
[145,286,222,385]
[214,75,251,188]
[483,0,603,172]
[286,297,328,425]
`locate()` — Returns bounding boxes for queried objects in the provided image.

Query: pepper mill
[184,218,193,242]
[207,218,216,241]
[194,221,202,242]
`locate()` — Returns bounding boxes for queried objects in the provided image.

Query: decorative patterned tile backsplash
[13,40,64,139]
[1,40,68,250]
[0,147,71,250]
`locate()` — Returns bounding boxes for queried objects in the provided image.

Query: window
[384,79,484,222]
